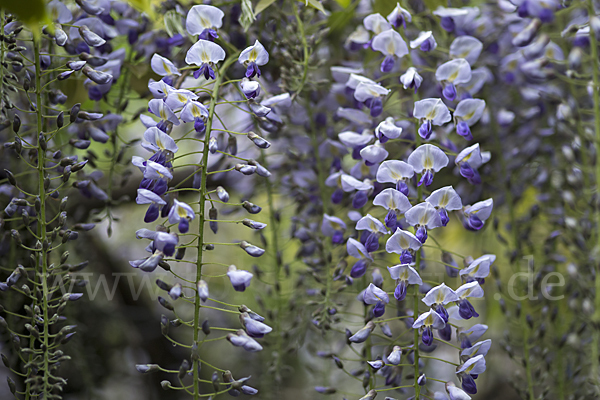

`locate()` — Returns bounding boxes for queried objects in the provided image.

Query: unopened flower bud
[12,114,20,133]
[243,201,262,214]
[240,241,265,257]
[216,186,229,202]
[136,364,160,373]
[197,280,209,302]
[247,132,271,149]
[57,111,64,128]
[39,132,47,151]
[209,207,218,234]
[158,296,174,311]
[79,25,106,47]
[11,230,21,246]
[70,103,81,123]
[228,135,237,155]
[82,65,112,84]
[178,359,190,380]
[202,319,211,335]
[512,18,541,47]
[209,137,218,154]
[242,218,267,230]
[235,163,257,175]
[4,169,16,186]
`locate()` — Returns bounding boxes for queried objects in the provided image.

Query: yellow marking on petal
[200,16,210,29]
[400,269,408,280]
[423,155,433,169]
[440,192,449,207]
[399,236,408,248]
[201,51,210,63]
[386,41,396,55]
[425,313,434,326]
[156,136,164,150]
[249,48,258,62]
[449,70,459,81]
[192,105,203,118]
[177,206,188,218]
[426,108,437,120]
[162,61,171,74]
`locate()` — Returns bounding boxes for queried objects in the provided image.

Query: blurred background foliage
[0,0,584,399]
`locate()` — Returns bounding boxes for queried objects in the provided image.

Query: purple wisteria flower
[413,99,451,140]
[422,283,460,323]
[227,265,253,292]
[185,39,226,80]
[386,228,422,264]
[425,186,463,226]
[186,5,224,40]
[371,29,408,72]
[387,263,422,301]
[408,144,449,187]
[347,238,374,278]
[167,199,195,233]
[238,40,269,78]
[412,309,446,346]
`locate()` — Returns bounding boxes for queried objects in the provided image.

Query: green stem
[106,50,133,235]
[33,32,51,399]
[260,150,285,393]
[588,0,600,392]
[413,113,422,400]
[488,88,535,400]
[192,56,236,400]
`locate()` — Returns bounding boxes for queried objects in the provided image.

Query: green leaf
[422,0,445,12]
[0,0,50,28]
[305,0,326,14]
[327,10,353,34]
[334,0,351,7]
[239,0,255,32]
[255,0,277,15]
[124,0,154,18]
[164,10,184,38]
[371,0,398,15]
